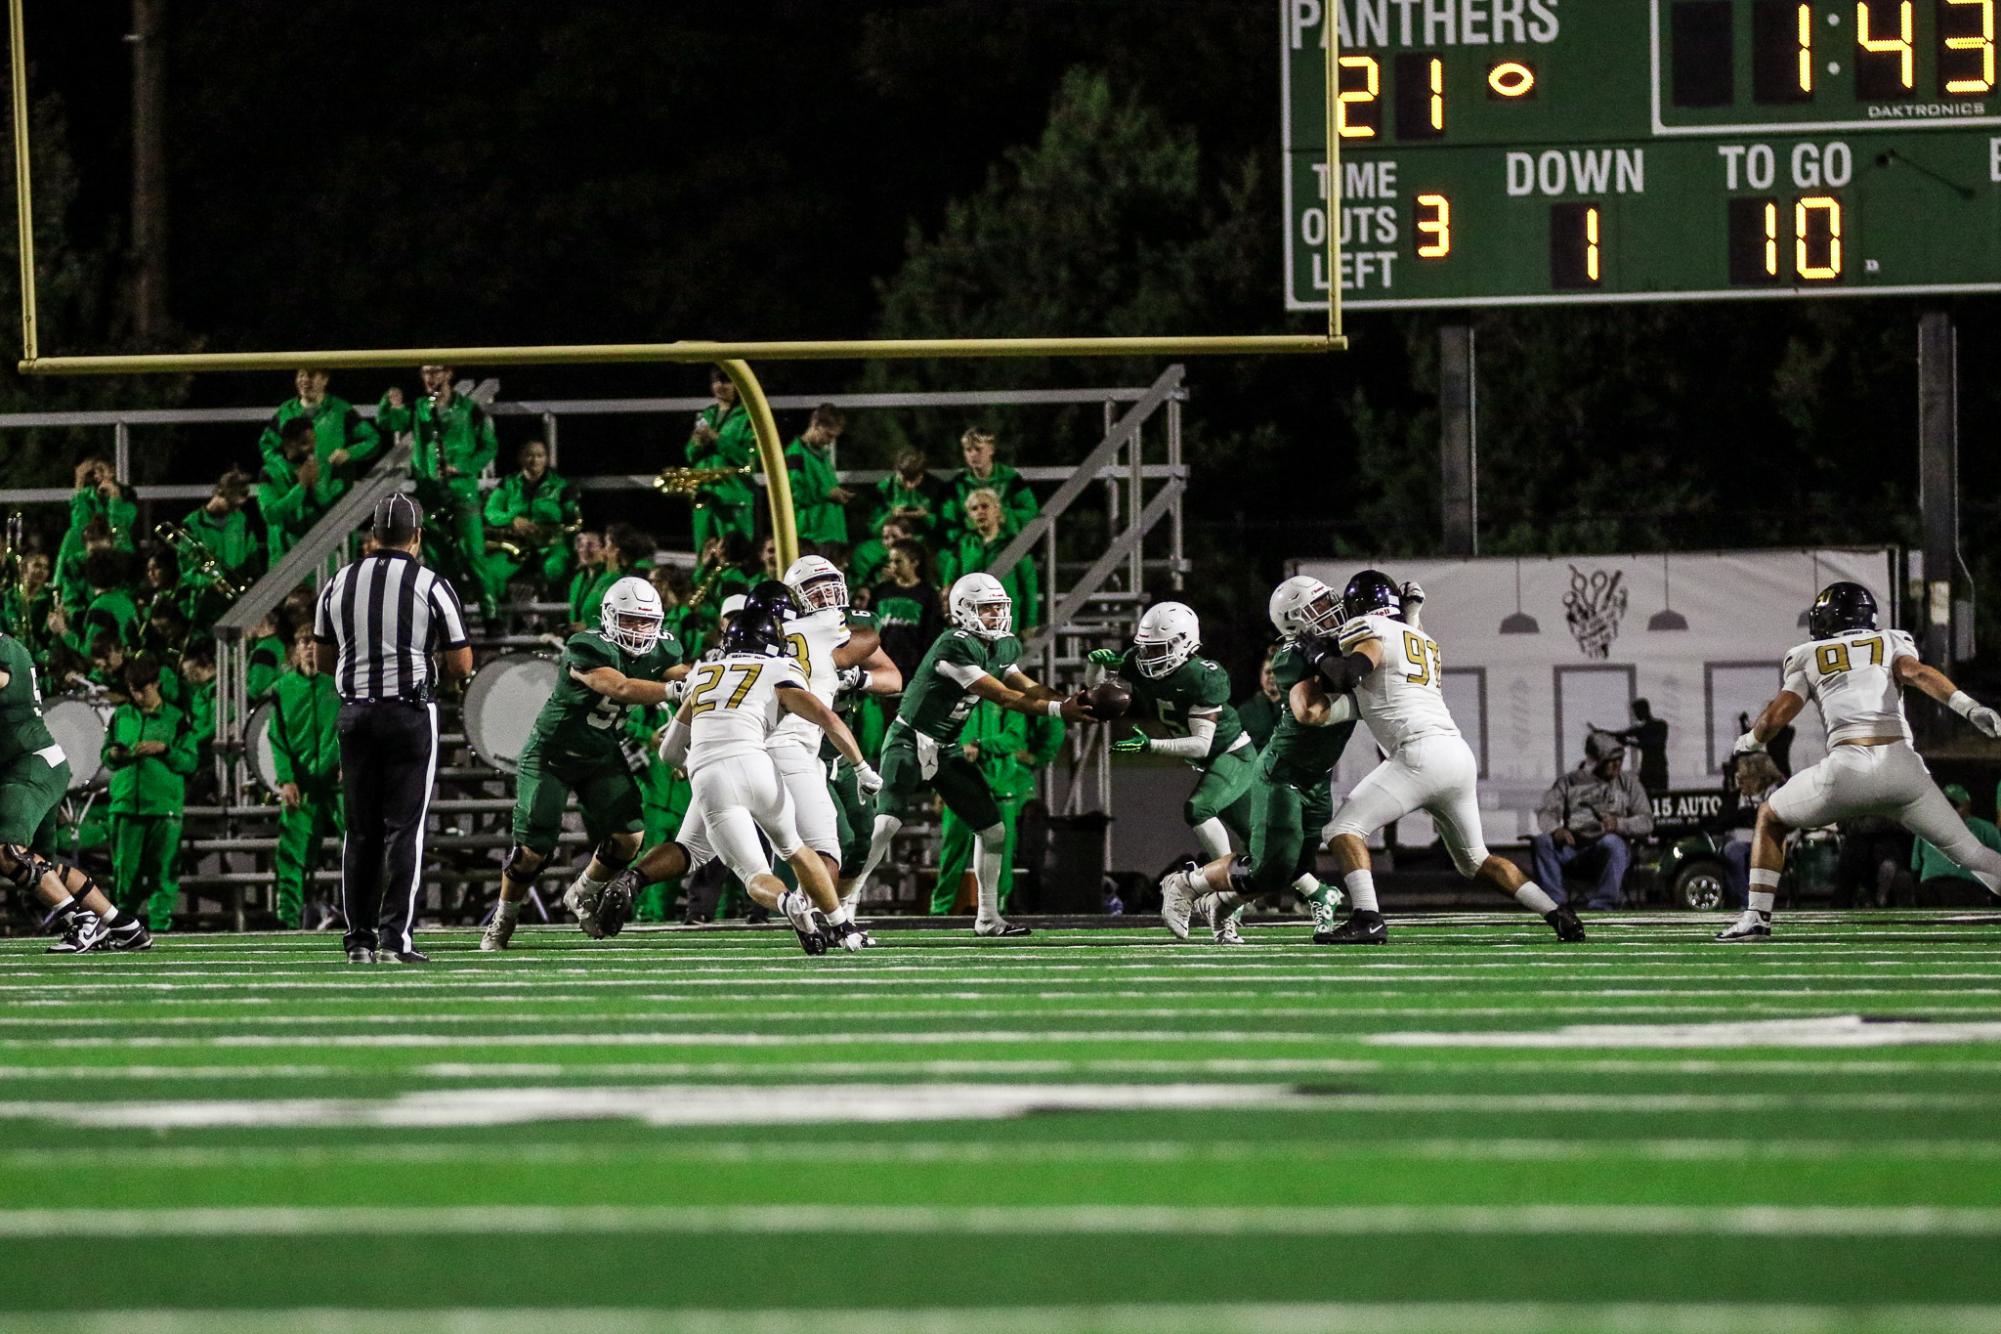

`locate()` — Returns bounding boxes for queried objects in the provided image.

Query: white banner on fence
[1294,548,1900,846]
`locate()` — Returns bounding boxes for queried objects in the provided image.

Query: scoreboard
[1282,0,2001,309]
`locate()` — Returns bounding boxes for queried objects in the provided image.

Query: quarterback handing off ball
[1085,679,1132,720]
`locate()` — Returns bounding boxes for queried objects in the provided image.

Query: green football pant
[110,813,180,930]
[0,749,68,851]
[1186,746,1257,840]
[1242,777,1332,900]
[935,793,1027,914]
[512,743,644,857]
[874,727,1003,830]
[274,783,343,929]
[636,772,693,923]
[828,757,873,871]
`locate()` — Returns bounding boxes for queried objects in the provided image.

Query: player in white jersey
[770,557,902,925]
[608,582,883,954]
[1717,581,2001,942]
[1303,570,1585,945]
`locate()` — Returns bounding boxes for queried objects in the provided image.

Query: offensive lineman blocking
[1719,581,2001,941]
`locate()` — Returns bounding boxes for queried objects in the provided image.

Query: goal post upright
[8,0,37,364]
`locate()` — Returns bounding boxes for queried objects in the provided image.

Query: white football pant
[770,743,841,861]
[1325,733,1489,876]
[1770,742,2001,891]
[676,753,805,884]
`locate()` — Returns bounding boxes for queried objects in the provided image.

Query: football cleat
[46,911,107,955]
[1715,910,1773,943]
[597,876,635,938]
[1303,886,1345,936]
[782,892,829,956]
[1158,864,1200,941]
[103,919,153,952]
[973,918,1031,937]
[1545,904,1587,942]
[479,913,516,952]
[813,912,869,954]
[563,880,607,940]
[1201,895,1247,945]
[1313,909,1387,946]
[379,949,431,965]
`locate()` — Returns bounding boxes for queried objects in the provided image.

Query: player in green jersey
[1158,576,1407,942]
[844,572,1093,937]
[481,576,689,950]
[1091,601,1336,943]
[0,632,148,954]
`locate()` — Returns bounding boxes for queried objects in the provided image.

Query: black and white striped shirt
[313,551,469,703]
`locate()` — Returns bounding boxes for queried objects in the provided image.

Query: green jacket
[784,436,849,547]
[939,534,1039,632]
[256,395,382,501]
[483,471,579,545]
[179,503,260,589]
[258,452,337,565]
[957,700,1066,802]
[102,700,197,815]
[184,677,216,753]
[868,473,947,538]
[55,484,139,609]
[941,464,1038,539]
[380,392,496,494]
[268,669,341,786]
[685,402,757,511]
[1,588,58,672]
[246,635,287,701]
[81,587,142,651]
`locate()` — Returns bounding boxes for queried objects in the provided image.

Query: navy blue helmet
[1806,581,1877,640]
[1342,569,1403,622]
[722,580,796,658]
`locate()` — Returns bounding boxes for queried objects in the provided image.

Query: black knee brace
[1226,854,1256,894]
[0,844,47,893]
[594,839,636,872]
[500,845,544,886]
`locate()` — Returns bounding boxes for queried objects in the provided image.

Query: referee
[313,494,472,964]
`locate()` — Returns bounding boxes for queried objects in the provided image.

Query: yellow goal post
[6,0,1345,568]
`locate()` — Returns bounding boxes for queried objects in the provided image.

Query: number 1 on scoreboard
[1550,203,1604,289]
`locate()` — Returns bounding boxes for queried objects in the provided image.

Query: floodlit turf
[3,911,2001,1333]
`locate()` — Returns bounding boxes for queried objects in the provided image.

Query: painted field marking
[1373,1016,2001,1049]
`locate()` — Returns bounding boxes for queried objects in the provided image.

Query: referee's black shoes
[379,949,431,965]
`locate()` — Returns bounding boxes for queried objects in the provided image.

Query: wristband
[1044,699,1064,718]
[1949,690,1979,719]
[854,669,870,694]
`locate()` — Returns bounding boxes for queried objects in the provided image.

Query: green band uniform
[102,696,197,929]
[268,666,343,928]
[685,401,757,552]
[935,701,1065,914]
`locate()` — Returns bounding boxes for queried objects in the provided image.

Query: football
[1085,679,1132,721]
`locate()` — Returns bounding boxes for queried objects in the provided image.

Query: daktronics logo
[1868,102,1992,118]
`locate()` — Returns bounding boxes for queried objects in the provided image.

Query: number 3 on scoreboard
[1415,194,1452,260]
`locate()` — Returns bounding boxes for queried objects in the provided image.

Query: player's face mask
[609,612,662,655]
[975,600,1011,634]
[799,575,846,612]
[1302,591,1343,635]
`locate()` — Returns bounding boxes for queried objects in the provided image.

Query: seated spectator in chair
[785,404,854,556]
[939,488,1039,632]
[940,427,1038,541]
[1530,729,1654,909]
[870,449,946,542]
[1911,785,2001,908]
[483,437,580,607]
[1718,752,1784,909]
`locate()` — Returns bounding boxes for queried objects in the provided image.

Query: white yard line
[3,1202,2001,1238]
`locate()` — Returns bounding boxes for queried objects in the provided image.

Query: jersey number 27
[687,661,766,715]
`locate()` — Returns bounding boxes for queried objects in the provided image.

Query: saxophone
[651,463,752,498]
[685,555,729,610]
[154,522,241,600]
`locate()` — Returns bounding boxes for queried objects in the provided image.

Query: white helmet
[948,572,1013,640]
[783,554,847,614]
[600,575,664,655]
[1268,575,1343,639]
[1133,601,1200,679]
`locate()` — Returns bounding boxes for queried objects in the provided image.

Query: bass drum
[463,651,559,774]
[42,697,112,792]
[243,700,284,794]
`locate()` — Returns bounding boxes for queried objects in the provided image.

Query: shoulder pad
[1336,617,1378,650]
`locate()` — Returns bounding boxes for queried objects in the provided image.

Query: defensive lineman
[845,573,1092,936]
[1718,581,2001,942]
[1307,570,1584,944]
[0,629,148,954]
[610,582,882,953]
[1157,578,1357,943]
[482,576,688,950]
[773,556,902,922]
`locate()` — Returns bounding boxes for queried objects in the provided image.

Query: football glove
[1086,648,1122,666]
[1949,690,2001,739]
[1732,730,1765,756]
[1110,728,1150,755]
[855,762,884,794]
[835,666,868,701]
[1401,581,1425,605]
[663,677,688,705]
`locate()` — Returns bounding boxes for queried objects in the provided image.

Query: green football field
[3,911,2001,1333]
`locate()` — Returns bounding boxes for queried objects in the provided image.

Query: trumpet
[2,512,22,592]
[651,463,752,499]
[154,521,242,600]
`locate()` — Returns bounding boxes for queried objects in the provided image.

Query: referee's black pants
[336,700,438,955]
